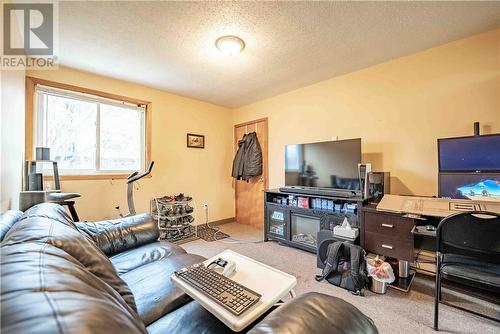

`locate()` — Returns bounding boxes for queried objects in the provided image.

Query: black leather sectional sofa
[0,203,378,333]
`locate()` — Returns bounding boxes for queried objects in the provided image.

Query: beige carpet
[183,222,499,334]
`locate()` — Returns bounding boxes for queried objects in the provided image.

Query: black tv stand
[279,187,360,199]
[265,189,365,253]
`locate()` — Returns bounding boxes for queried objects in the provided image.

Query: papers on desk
[376,194,500,217]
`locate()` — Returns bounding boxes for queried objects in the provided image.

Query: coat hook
[245,125,248,134]
[255,122,258,132]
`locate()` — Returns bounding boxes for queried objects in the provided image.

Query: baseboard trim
[208,217,235,226]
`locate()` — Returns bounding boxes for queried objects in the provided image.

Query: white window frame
[33,84,147,176]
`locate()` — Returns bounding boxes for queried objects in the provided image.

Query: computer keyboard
[174,264,261,316]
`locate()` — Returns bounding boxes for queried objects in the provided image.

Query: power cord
[218,237,264,244]
[203,203,224,240]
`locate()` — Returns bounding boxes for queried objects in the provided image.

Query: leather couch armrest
[77,214,159,256]
[248,292,378,334]
[0,210,23,241]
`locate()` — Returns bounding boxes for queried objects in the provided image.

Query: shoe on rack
[175,193,192,202]
[160,195,175,202]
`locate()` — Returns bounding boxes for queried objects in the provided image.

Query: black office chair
[434,211,500,330]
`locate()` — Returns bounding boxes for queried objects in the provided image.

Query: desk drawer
[364,211,414,240]
[364,231,413,262]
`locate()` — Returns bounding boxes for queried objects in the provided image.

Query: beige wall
[5,29,499,219]
[233,29,500,196]
[1,69,26,211]
[26,67,234,223]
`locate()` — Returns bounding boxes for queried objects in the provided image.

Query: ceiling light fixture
[215,35,245,56]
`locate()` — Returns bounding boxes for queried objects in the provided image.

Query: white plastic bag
[366,256,395,284]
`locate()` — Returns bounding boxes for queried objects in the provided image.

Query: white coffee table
[171,249,297,332]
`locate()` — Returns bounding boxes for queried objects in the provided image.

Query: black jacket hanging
[232,134,247,180]
[232,132,263,181]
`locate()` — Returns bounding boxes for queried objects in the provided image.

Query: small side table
[20,160,80,220]
[171,250,297,332]
[23,160,61,191]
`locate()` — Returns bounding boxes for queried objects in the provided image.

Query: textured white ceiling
[59,1,500,108]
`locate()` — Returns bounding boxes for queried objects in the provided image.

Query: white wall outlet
[331,135,338,141]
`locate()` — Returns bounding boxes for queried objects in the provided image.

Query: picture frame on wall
[187,133,205,148]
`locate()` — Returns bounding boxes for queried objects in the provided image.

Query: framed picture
[187,133,205,148]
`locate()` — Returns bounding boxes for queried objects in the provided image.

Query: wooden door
[234,118,268,229]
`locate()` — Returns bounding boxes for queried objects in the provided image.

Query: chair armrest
[248,292,378,334]
[76,214,159,256]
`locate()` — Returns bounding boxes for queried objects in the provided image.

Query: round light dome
[215,35,245,56]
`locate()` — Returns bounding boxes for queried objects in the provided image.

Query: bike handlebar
[127,171,139,180]
[127,161,154,184]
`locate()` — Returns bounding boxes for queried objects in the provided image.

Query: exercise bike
[116,161,154,217]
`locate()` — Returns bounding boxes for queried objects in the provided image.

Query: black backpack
[315,241,368,295]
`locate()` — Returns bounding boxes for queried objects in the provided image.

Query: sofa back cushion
[1,242,147,333]
[1,203,146,333]
[76,213,159,256]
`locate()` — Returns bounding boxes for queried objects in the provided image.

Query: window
[27,78,151,178]
[285,144,301,171]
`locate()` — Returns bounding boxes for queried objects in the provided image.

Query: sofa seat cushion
[1,240,147,334]
[147,300,237,334]
[441,254,500,293]
[110,241,186,275]
[248,292,378,334]
[121,253,206,326]
[147,299,278,334]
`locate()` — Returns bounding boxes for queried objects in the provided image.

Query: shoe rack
[151,194,198,243]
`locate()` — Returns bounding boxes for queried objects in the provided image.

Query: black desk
[360,205,440,292]
[413,225,437,252]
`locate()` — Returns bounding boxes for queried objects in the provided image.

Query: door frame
[234,117,269,224]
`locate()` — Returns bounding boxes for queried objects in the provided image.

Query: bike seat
[47,193,81,202]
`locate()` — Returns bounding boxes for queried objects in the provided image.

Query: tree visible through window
[35,86,145,174]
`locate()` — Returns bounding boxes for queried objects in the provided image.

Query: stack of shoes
[152,193,195,242]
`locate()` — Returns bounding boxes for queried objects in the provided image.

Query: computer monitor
[438,134,500,173]
[438,133,500,201]
[439,173,500,201]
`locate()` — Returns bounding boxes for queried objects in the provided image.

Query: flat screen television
[284,138,361,191]
[438,134,500,201]
[438,134,500,172]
